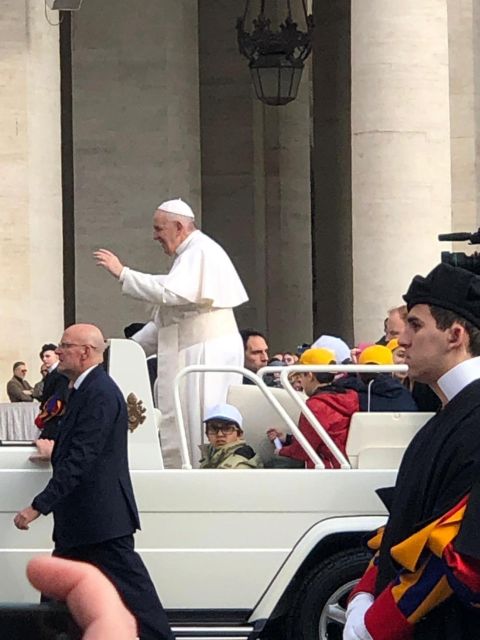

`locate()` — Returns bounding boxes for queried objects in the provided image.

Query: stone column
[351,0,452,342]
[447,0,480,250]
[0,1,63,400]
[199,0,313,352]
[72,0,201,337]
[199,0,262,332]
[260,69,313,350]
[312,0,353,344]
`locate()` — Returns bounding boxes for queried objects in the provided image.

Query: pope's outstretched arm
[94,249,187,306]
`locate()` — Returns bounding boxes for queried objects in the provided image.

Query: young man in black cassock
[344,263,480,640]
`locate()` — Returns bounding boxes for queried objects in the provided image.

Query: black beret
[403,263,480,328]
[39,343,57,357]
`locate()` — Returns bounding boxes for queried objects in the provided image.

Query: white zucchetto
[157,198,195,219]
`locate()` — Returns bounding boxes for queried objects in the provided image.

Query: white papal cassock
[120,229,248,468]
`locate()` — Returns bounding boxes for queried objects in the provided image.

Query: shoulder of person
[195,230,228,255]
[233,444,256,460]
[225,451,263,469]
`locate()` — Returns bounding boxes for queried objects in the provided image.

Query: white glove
[343,592,374,640]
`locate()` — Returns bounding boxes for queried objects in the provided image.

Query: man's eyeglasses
[57,342,99,350]
[205,423,238,435]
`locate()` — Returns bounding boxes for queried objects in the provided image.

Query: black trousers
[53,535,174,640]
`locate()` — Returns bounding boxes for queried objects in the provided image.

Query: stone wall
[447,0,480,250]
[71,0,201,337]
[199,0,313,352]
[0,1,63,400]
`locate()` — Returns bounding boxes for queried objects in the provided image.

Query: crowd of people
[6,196,480,639]
[4,314,431,478]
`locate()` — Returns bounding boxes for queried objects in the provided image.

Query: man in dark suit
[14,324,173,640]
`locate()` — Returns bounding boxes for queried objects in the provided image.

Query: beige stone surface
[351,0,452,342]
[6,0,480,389]
[72,0,201,337]
[199,0,313,351]
[447,0,480,251]
[0,1,63,401]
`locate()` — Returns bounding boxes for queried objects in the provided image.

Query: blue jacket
[32,365,140,549]
[338,373,418,412]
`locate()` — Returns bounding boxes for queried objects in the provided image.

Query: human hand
[23,390,33,396]
[93,249,124,279]
[27,556,138,640]
[14,506,40,530]
[31,438,55,461]
[266,428,285,442]
[350,348,361,365]
[343,592,374,640]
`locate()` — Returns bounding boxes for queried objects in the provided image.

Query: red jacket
[279,386,359,468]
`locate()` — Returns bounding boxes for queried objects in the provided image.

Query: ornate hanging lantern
[236,0,314,106]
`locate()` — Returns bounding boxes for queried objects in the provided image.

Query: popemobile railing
[173,363,408,471]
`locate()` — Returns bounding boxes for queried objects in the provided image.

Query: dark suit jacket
[41,366,70,405]
[32,365,140,549]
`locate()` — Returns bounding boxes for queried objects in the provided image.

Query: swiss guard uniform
[348,264,480,640]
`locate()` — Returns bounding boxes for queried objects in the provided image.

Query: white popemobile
[0,340,432,640]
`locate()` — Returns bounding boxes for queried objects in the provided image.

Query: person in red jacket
[266,347,359,468]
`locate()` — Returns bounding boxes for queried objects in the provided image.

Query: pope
[94,198,248,467]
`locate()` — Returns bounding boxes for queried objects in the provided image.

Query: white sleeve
[120,267,189,306]
[131,321,158,357]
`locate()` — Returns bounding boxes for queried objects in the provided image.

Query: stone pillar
[199,0,312,352]
[261,69,313,350]
[312,0,353,344]
[198,0,262,331]
[0,1,63,400]
[447,0,480,250]
[72,0,201,337]
[351,0,452,342]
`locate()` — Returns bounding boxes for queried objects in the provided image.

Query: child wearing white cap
[199,404,262,469]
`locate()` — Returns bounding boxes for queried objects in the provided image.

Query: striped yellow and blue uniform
[350,495,480,639]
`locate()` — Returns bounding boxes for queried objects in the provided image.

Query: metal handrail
[172,365,326,470]
[276,364,408,469]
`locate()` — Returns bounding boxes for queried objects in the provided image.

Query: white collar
[437,356,480,402]
[74,365,99,390]
[175,229,199,256]
[48,361,59,374]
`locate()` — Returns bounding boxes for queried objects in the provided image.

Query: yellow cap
[358,345,393,365]
[299,348,336,366]
[386,338,399,352]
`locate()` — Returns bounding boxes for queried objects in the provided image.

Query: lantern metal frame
[236,0,314,106]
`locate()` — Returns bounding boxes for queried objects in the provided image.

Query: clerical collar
[48,361,59,374]
[74,364,99,390]
[176,229,200,256]
[437,356,480,402]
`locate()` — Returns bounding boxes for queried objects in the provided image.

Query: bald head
[56,324,106,380]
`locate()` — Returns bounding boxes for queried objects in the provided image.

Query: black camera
[439,230,480,275]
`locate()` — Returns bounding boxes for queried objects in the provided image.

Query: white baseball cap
[203,403,243,428]
[311,335,351,364]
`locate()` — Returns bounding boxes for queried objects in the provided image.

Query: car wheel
[285,547,372,640]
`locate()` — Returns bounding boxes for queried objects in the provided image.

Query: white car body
[0,340,432,640]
